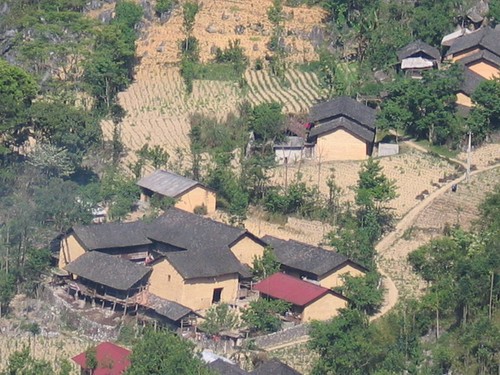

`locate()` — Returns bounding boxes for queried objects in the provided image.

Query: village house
[254,272,349,322]
[396,40,441,78]
[59,208,267,313]
[273,136,308,165]
[58,221,152,269]
[72,342,131,375]
[262,235,367,288]
[146,209,266,311]
[137,169,216,214]
[307,96,376,161]
[64,251,152,312]
[207,357,302,374]
[456,66,486,113]
[445,26,500,79]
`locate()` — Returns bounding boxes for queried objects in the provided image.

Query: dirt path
[372,163,500,320]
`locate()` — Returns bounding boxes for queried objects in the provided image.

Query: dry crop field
[245,69,325,113]
[136,0,325,67]
[271,149,460,218]
[379,166,500,298]
[101,66,242,166]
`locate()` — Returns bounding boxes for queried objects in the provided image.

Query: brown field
[271,148,461,218]
[137,0,325,67]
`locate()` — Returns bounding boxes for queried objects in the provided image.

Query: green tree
[5,347,55,375]
[241,298,291,333]
[29,101,101,168]
[156,0,176,15]
[200,303,240,335]
[114,0,143,28]
[355,158,397,212]
[84,346,98,374]
[469,77,500,142]
[182,1,200,52]
[248,102,285,144]
[0,60,38,155]
[335,272,383,315]
[309,308,375,375]
[126,329,211,375]
[252,246,281,280]
[490,0,500,24]
[0,272,15,317]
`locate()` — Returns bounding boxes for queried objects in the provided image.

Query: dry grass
[136,0,325,66]
[271,149,459,218]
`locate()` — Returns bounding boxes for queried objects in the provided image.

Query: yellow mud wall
[451,48,481,62]
[302,293,348,321]
[58,234,86,269]
[316,129,368,161]
[148,259,239,311]
[148,259,186,304]
[320,264,366,289]
[468,61,500,79]
[175,186,216,214]
[182,273,239,310]
[230,235,265,266]
[456,92,473,107]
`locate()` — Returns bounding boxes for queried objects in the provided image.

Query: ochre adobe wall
[316,129,368,161]
[59,234,86,269]
[302,293,348,321]
[230,235,265,266]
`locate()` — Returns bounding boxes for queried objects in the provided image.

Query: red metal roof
[254,273,331,306]
[72,342,131,375]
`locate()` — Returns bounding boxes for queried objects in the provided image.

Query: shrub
[155,0,176,15]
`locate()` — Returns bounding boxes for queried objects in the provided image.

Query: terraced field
[245,69,325,113]
[102,66,241,166]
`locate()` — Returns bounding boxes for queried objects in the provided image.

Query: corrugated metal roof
[72,342,131,375]
[254,273,331,307]
[137,170,201,198]
[401,57,435,69]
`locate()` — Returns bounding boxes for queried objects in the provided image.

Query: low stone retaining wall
[247,324,309,350]
[39,284,119,342]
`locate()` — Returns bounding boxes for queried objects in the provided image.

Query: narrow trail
[372,162,500,320]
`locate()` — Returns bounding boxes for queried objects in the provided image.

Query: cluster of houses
[54,170,366,331]
[274,25,500,165]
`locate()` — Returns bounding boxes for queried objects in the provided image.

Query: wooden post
[112,301,117,312]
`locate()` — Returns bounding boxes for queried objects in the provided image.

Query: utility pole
[466,131,472,183]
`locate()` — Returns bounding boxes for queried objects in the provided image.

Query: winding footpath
[372,162,500,320]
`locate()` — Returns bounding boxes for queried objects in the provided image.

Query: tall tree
[125,329,211,375]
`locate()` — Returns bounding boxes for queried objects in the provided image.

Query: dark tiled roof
[251,359,301,375]
[65,251,151,291]
[209,359,249,375]
[308,116,375,143]
[143,293,195,321]
[148,208,251,279]
[262,235,366,277]
[397,40,441,61]
[447,27,500,57]
[458,49,500,68]
[72,222,151,251]
[309,96,376,128]
[137,170,203,198]
[460,67,486,95]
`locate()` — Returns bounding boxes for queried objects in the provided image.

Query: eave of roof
[308,117,375,143]
[309,96,376,128]
[137,170,207,198]
[397,40,441,61]
[254,272,339,307]
[64,251,151,291]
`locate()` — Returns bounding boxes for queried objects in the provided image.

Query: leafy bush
[155,0,176,15]
[241,298,291,333]
[199,303,239,335]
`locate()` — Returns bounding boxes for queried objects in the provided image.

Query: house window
[167,275,171,282]
[212,288,223,304]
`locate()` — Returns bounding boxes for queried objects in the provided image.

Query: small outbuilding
[254,273,348,322]
[137,170,216,214]
[308,96,376,161]
[72,342,131,375]
[396,40,441,78]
